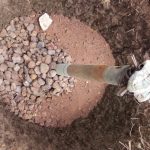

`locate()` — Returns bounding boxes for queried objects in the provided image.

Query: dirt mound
[0,14,114,127]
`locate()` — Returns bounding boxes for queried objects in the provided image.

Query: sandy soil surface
[0,0,149,150]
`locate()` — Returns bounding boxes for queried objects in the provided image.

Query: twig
[129,141,132,150]
[119,141,129,150]
[138,126,150,150]
[129,120,135,137]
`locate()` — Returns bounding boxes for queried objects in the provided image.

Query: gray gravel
[0,15,75,121]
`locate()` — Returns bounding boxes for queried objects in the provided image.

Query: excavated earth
[0,0,150,150]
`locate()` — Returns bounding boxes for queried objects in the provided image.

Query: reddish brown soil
[34,15,114,127]
[0,0,149,150]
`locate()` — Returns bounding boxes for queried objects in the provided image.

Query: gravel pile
[0,14,75,120]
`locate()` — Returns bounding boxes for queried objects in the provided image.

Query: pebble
[42,73,47,79]
[31,30,37,37]
[23,41,29,46]
[45,55,52,64]
[0,55,5,64]
[34,66,41,75]
[5,71,11,80]
[12,54,23,64]
[37,41,45,49]
[32,80,40,88]
[18,102,24,111]
[23,81,30,87]
[11,82,16,90]
[10,32,16,38]
[48,50,55,55]
[49,70,56,77]
[50,62,56,69]
[16,86,21,93]
[27,24,34,32]
[22,87,27,97]
[38,78,45,86]
[23,54,31,62]
[0,64,8,72]
[46,78,53,85]
[40,63,49,74]
[14,64,20,72]
[30,42,37,48]
[28,61,36,68]
[0,79,3,86]
[30,74,37,80]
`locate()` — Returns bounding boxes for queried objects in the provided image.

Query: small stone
[28,61,36,69]
[52,82,61,89]
[56,49,61,53]
[42,85,51,91]
[46,78,53,85]
[5,71,11,80]
[23,41,29,46]
[31,36,38,42]
[42,73,47,79]
[0,85,5,91]
[0,79,3,86]
[22,87,27,97]
[12,54,23,64]
[14,47,22,54]
[48,50,55,55]
[15,86,21,93]
[5,85,11,92]
[23,81,30,87]
[9,32,16,38]
[31,87,40,96]
[31,30,37,37]
[50,62,56,69]
[39,13,53,31]
[30,48,38,54]
[28,104,34,110]
[40,63,49,74]
[11,82,16,90]
[7,61,14,68]
[34,66,41,75]
[18,102,24,111]
[0,64,8,72]
[59,81,67,88]
[49,70,56,77]
[4,80,10,85]
[30,42,37,48]
[36,61,41,66]
[59,76,63,80]
[32,80,40,88]
[14,64,20,72]
[30,74,37,80]
[53,56,58,62]
[11,71,20,81]
[37,41,45,49]
[45,55,51,64]
[65,55,72,63]
[8,25,16,32]
[0,29,7,37]
[0,55,4,64]
[23,54,31,62]
[53,75,59,81]
[27,24,34,32]
[38,78,45,86]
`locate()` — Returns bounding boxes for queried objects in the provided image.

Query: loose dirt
[0,0,149,150]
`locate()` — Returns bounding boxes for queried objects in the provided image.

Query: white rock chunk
[39,13,53,31]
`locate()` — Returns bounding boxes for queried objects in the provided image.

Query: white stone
[39,13,53,31]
